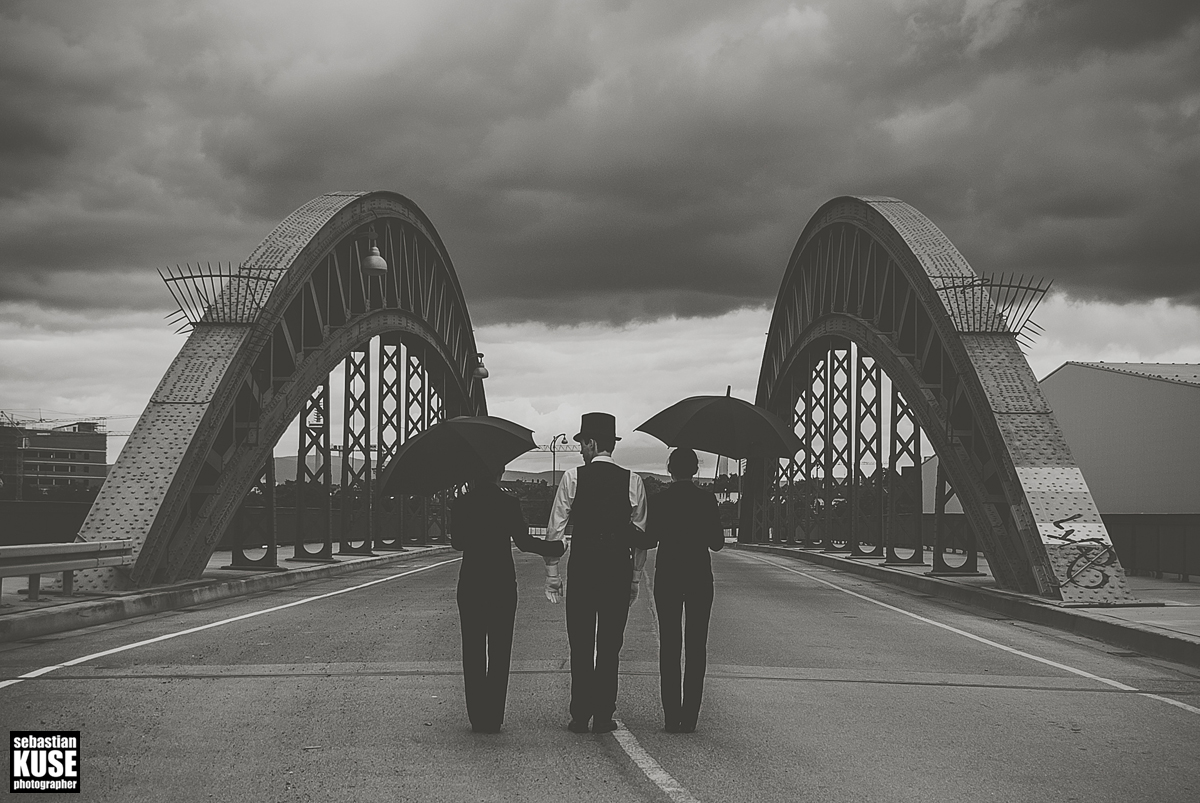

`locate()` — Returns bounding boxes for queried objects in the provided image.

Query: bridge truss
[742,197,1135,605]
[76,192,486,591]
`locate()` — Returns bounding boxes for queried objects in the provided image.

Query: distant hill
[503,468,690,485]
[502,469,559,484]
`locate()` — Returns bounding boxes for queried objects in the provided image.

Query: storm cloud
[2,0,1198,325]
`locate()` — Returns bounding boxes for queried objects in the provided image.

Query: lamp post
[549,433,567,487]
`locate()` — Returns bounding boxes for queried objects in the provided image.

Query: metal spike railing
[933,272,1052,350]
[158,262,275,333]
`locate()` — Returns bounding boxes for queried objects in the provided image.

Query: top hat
[573,412,620,443]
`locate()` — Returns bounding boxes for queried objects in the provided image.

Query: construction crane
[0,411,139,431]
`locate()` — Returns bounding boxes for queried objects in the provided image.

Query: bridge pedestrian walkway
[0,545,455,643]
[3,539,1199,669]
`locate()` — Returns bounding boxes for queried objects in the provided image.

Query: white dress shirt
[545,455,648,569]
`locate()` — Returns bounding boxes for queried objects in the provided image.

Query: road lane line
[745,553,1200,716]
[612,719,701,803]
[1139,693,1200,715]
[614,563,702,802]
[0,558,461,691]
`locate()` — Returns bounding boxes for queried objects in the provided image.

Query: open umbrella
[636,387,802,459]
[377,415,536,497]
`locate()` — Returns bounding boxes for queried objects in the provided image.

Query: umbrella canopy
[377,415,536,497]
[636,389,802,460]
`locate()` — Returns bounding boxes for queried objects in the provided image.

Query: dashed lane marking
[612,718,702,803]
[604,559,704,803]
[0,559,462,691]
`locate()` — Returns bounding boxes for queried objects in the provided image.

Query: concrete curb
[0,546,456,644]
[732,543,1200,670]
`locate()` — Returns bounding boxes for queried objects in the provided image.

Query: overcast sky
[2,0,1199,473]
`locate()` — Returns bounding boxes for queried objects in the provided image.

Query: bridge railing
[1104,514,1199,582]
[0,540,134,600]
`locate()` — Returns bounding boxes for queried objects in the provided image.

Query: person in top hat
[543,412,651,734]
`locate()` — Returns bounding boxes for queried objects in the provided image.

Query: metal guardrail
[0,540,134,600]
[1104,514,1199,582]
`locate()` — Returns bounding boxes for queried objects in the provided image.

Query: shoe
[568,719,591,734]
[591,718,618,734]
[471,723,501,734]
[678,722,696,733]
[665,721,681,733]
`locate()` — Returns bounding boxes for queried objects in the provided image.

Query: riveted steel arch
[748,196,1135,604]
[76,191,486,590]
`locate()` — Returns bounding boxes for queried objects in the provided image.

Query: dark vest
[570,461,631,554]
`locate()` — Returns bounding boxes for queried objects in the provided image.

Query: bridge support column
[929,462,984,576]
[806,352,828,548]
[340,344,375,556]
[884,386,927,566]
[375,338,405,550]
[292,379,335,562]
[794,352,818,548]
[850,350,884,558]
[229,459,279,570]
[823,346,853,553]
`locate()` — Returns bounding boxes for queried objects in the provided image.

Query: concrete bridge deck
[3,546,1198,802]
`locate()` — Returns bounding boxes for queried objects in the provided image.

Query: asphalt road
[3,548,1199,802]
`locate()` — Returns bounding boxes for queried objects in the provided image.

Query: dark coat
[451,484,564,587]
[646,481,724,583]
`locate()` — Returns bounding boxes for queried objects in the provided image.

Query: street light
[361,227,388,279]
[472,352,489,380]
[361,244,388,278]
[549,433,567,487]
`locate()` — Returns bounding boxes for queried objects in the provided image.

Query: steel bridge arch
[77,191,486,590]
[746,196,1134,604]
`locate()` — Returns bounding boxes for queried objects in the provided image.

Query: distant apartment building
[0,421,108,500]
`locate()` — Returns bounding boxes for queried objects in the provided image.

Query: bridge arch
[77,191,486,590]
[745,196,1135,604]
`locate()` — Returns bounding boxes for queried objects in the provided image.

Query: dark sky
[2,0,1199,326]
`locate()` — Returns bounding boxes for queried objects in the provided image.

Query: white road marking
[612,719,702,803]
[747,553,1200,716]
[1139,692,1200,715]
[605,562,704,803]
[0,558,461,691]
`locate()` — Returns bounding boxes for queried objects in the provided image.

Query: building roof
[1045,362,1200,389]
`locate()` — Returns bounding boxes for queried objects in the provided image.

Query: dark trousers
[566,552,633,723]
[457,581,517,728]
[654,575,714,727]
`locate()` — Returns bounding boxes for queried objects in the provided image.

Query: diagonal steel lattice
[933,272,1053,351]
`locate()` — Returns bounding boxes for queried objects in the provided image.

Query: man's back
[570,460,632,544]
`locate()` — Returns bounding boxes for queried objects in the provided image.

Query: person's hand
[545,565,563,604]
[629,575,641,607]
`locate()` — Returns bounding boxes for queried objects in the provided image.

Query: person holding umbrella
[452,467,565,733]
[544,412,651,734]
[645,447,724,733]
[376,415,563,734]
[636,389,801,732]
